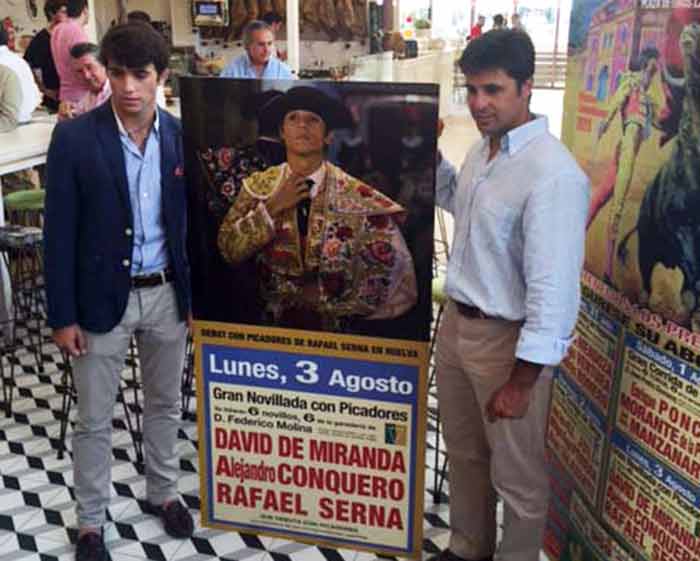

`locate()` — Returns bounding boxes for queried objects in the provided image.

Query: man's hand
[58,101,75,121]
[265,174,310,217]
[52,325,87,358]
[485,359,543,422]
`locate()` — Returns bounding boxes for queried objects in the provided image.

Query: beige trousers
[435,301,553,561]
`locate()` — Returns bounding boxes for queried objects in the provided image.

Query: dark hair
[0,26,7,47]
[70,41,99,59]
[44,0,67,21]
[493,14,505,26]
[66,0,88,18]
[459,29,535,89]
[99,23,170,75]
[127,10,151,25]
[262,12,283,26]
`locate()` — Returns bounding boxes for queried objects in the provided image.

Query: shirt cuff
[436,156,455,187]
[515,328,573,366]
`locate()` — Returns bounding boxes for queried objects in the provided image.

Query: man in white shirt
[0,26,41,123]
[433,30,589,561]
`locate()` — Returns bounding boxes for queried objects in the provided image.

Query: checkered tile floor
[0,327,455,561]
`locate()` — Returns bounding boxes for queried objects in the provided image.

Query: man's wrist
[510,358,544,388]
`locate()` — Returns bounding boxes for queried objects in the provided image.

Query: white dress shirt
[0,46,41,123]
[436,116,591,366]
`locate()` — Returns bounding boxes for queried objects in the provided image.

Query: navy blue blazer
[44,101,191,333]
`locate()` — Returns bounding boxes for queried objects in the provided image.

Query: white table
[0,117,56,326]
[0,118,56,176]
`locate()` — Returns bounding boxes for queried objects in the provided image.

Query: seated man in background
[218,86,417,331]
[0,64,21,132]
[220,20,293,79]
[24,0,67,112]
[0,26,41,123]
[58,42,109,119]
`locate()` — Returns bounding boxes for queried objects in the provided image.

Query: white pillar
[286,0,300,75]
[87,0,98,42]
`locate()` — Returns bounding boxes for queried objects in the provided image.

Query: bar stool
[430,207,451,503]
[0,224,44,416]
[4,189,47,367]
[181,335,195,420]
[56,337,145,464]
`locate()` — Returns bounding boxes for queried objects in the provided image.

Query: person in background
[0,64,22,132]
[511,13,526,33]
[469,15,485,41]
[58,42,109,119]
[44,23,194,561]
[24,0,67,112]
[127,10,152,26]
[0,26,41,122]
[261,11,287,60]
[51,0,90,104]
[220,20,293,79]
[492,14,506,30]
[432,30,589,561]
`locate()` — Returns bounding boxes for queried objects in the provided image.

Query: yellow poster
[195,322,428,557]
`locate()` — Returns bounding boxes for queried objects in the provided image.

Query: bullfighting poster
[546,3,700,561]
[180,77,438,557]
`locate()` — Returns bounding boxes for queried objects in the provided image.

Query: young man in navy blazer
[44,23,193,561]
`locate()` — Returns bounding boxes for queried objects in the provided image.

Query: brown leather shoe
[428,549,493,561]
[151,500,194,538]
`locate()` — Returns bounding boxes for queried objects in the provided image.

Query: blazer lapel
[95,103,132,217]
[159,109,177,217]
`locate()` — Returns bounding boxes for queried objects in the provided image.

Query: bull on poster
[546,2,700,560]
[181,78,437,557]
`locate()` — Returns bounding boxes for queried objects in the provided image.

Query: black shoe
[76,530,108,561]
[428,550,493,561]
[152,500,194,538]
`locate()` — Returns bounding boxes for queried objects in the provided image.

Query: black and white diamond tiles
[0,340,453,561]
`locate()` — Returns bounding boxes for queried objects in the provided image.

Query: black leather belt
[454,301,495,320]
[132,269,173,289]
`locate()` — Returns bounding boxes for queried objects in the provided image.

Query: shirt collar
[245,52,272,73]
[0,46,8,55]
[112,102,160,139]
[500,114,548,156]
[284,162,326,198]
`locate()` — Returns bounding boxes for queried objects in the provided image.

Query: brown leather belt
[132,269,173,289]
[454,301,495,320]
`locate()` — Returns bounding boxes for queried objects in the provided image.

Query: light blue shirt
[114,106,170,276]
[436,116,590,366]
[220,52,294,79]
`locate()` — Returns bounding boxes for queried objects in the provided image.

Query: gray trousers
[435,301,553,561]
[72,283,187,529]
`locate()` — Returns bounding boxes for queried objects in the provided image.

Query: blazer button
[125,228,133,236]
[123,259,130,267]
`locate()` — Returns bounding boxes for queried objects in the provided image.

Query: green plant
[414,18,431,30]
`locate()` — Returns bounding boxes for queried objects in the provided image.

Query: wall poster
[181,77,438,557]
[546,2,700,561]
